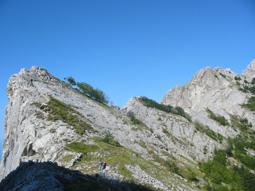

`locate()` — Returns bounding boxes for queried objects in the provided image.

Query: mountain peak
[243,59,255,82]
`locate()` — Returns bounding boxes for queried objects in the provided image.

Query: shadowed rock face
[0,161,153,191]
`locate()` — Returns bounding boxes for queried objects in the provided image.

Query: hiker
[29,79,34,87]
[102,161,107,176]
[98,161,104,176]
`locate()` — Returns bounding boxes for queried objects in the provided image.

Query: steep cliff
[1,62,255,191]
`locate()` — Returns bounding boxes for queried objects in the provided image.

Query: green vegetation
[66,76,77,86]
[240,85,255,94]
[65,77,108,104]
[201,111,255,191]
[229,136,255,170]
[201,147,255,191]
[162,128,172,138]
[127,111,142,125]
[220,73,226,78]
[194,121,223,142]
[235,76,241,81]
[138,97,191,121]
[163,159,181,175]
[137,140,146,148]
[127,112,149,132]
[45,97,93,135]
[242,96,255,111]
[230,115,252,132]
[66,138,200,189]
[101,131,122,147]
[61,154,74,163]
[149,150,200,182]
[77,82,108,104]
[207,109,229,126]
[252,78,255,84]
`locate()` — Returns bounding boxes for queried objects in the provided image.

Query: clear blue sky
[1,0,255,157]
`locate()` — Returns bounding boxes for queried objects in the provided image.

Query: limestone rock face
[243,59,255,82]
[0,67,200,191]
[1,61,255,191]
[124,97,220,162]
[162,66,255,139]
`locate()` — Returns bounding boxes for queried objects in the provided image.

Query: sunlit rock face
[243,59,255,82]
[0,60,255,191]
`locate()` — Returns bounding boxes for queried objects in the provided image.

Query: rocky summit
[1,62,255,191]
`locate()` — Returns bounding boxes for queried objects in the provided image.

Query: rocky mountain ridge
[1,61,255,191]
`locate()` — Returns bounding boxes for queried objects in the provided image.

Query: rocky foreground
[1,60,255,191]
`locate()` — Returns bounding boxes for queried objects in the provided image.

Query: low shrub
[64,77,108,104]
[242,85,255,95]
[220,73,226,78]
[194,121,223,142]
[127,111,142,125]
[138,97,191,121]
[235,76,241,81]
[230,115,252,132]
[102,131,122,147]
[207,109,229,126]
[77,82,108,104]
[242,97,255,111]
[66,77,76,86]
[164,160,180,175]
[252,78,255,84]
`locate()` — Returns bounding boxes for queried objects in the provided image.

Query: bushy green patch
[138,97,191,121]
[207,109,229,126]
[45,97,93,135]
[101,131,122,147]
[66,76,77,86]
[252,78,255,84]
[201,150,242,190]
[220,73,226,78]
[138,97,173,112]
[127,111,143,125]
[228,137,255,170]
[162,128,172,138]
[194,121,223,142]
[65,77,108,104]
[235,76,241,81]
[201,135,255,191]
[138,140,146,148]
[230,116,252,132]
[77,82,108,104]
[242,96,255,111]
[163,159,181,175]
[241,85,255,95]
